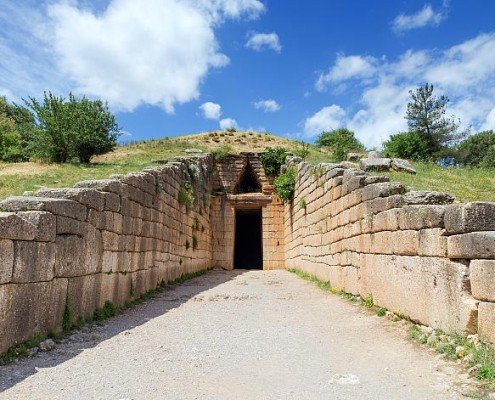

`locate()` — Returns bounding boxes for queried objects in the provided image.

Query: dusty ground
[0,269,482,399]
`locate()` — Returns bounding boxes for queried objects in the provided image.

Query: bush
[293,141,310,159]
[0,97,29,162]
[274,166,296,202]
[315,128,364,161]
[382,131,430,160]
[24,92,120,163]
[260,147,287,176]
[213,144,234,161]
[457,130,495,167]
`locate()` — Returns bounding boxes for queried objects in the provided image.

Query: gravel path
[0,269,479,399]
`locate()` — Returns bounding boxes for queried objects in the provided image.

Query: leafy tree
[315,128,364,161]
[274,166,296,202]
[260,147,287,176]
[406,83,466,155]
[25,92,120,163]
[382,131,429,160]
[0,97,27,161]
[457,130,495,167]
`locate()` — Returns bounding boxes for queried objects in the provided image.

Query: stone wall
[0,155,215,354]
[284,158,495,342]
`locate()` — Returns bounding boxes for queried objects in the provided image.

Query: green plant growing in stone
[260,147,288,176]
[62,302,73,331]
[178,182,195,213]
[299,197,307,210]
[213,144,235,161]
[274,166,296,202]
[363,294,374,308]
[377,307,387,317]
[94,301,117,321]
[130,280,136,297]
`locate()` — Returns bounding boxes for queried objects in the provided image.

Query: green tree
[25,92,120,163]
[457,130,495,167]
[382,131,429,160]
[0,97,27,161]
[260,147,288,176]
[316,128,364,161]
[406,83,466,156]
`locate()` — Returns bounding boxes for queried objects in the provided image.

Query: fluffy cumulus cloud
[245,32,282,53]
[307,32,495,147]
[219,117,238,129]
[199,101,222,120]
[392,4,446,33]
[316,54,377,91]
[0,0,265,112]
[253,99,281,112]
[303,105,346,136]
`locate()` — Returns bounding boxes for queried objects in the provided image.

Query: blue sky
[1,0,494,147]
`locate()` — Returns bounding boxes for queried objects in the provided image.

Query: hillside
[0,130,493,202]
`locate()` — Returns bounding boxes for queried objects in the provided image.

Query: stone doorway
[234,209,263,269]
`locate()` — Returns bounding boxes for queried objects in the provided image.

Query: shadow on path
[0,268,246,392]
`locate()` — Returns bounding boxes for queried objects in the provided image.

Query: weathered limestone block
[393,230,420,255]
[398,205,446,230]
[448,232,495,259]
[103,192,121,212]
[367,255,477,333]
[365,195,404,215]
[391,158,416,174]
[0,240,14,284]
[102,230,122,252]
[118,172,157,196]
[403,191,455,205]
[102,251,121,273]
[362,182,405,202]
[370,209,400,232]
[56,216,87,236]
[359,157,392,171]
[74,179,123,195]
[0,197,87,221]
[55,235,85,277]
[364,175,389,185]
[418,228,448,257]
[0,279,68,354]
[16,212,56,242]
[445,202,495,234]
[0,212,47,241]
[478,302,495,344]
[13,241,56,283]
[471,260,495,301]
[37,188,105,211]
[67,274,101,320]
[98,272,131,308]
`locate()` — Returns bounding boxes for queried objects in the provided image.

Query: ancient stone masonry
[0,156,215,354]
[283,156,495,342]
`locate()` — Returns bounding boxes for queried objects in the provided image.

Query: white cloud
[199,101,222,120]
[392,4,446,33]
[246,32,282,53]
[0,0,264,112]
[308,32,495,147]
[303,105,346,136]
[316,54,377,91]
[253,99,281,112]
[219,118,238,129]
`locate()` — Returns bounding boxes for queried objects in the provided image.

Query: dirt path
[0,269,479,399]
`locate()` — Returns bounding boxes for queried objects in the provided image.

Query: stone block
[67,274,101,320]
[0,212,38,240]
[470,260,495,301]
[74,179,123,195]
[37,188,105,211]
[16,212,56,242]
[445,202,495,234]
[478,302,495,344]
[0,197,87,221]
[0,240,14,284]
[102,230,122,251]
[0,279,68,354]
[398,205,446,230]
[103,192,121,212]
[362,182,406,202]
[359,157,392,172]
[448,232,495,259]
[403,191,454,205]
[13,241,56,283]
[367,255,477,333]
[56,216,87,236]
[418,229,447,257]
[55,235,85,277]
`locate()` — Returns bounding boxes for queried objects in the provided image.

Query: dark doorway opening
[234,209,263,269]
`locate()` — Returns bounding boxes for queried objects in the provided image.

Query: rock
[368,150,382,159]
[184,149,203,154]
[426,333,438,347]
[403,191,455,205]
[359,158,392,172]
[419,325,434,335]
[347,153,363,162]
[38,339,56,352]
[391,158,417,174]
[445,202,495,234]
[462,353,474,364]
[26,347,39,357]
[455,346,466,358]
[467,364,481,377]
[340,161,359,169]
[151,159,169,164]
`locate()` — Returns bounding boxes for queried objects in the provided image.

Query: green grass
[376,162,495,202]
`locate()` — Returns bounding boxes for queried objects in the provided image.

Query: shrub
[0,97,29,162]
[457,130,495,167]
[213,144,234,161]
[293,141,310,159]
[382,131,430,160]
[274,166,296,202]
[24,92,120,163]
[260,147,287,176]
[315,128,364,161]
